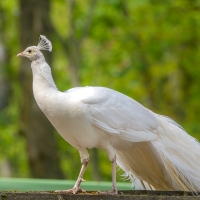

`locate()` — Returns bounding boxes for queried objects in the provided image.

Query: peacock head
[17,35,52,61]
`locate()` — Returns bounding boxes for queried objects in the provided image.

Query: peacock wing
[82,87,158,142]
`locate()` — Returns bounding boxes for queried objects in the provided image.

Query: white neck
[31,55,59,113]
[31,54,57,89]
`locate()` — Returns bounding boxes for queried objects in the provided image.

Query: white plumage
[17,35,200,194]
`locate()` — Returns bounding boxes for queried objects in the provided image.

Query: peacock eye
[28,50,32,53]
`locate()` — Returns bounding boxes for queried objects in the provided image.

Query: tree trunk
[18,0,64,179]
[0,5,11,112]
[0,42,10,111]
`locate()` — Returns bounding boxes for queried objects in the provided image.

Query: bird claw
[55,187,86,194]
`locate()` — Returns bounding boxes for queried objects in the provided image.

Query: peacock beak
[17,52,24,57]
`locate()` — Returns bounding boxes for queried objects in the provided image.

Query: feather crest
[37,35,52,52]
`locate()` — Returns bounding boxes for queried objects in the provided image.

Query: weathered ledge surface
[1,190,200,200]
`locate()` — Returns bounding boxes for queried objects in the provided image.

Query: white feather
[20,36,200,193]
[37,35,52,52]
[35,84,200,192]
[32,80,200,193]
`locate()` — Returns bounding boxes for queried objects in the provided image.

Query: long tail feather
[116,114,200,193]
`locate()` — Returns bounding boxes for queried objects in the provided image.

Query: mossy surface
[0,191,200,200]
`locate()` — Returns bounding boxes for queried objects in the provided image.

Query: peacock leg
[98,157,118,195]
[55,159,89,194]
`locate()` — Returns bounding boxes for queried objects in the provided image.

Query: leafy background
[0,0,200,183]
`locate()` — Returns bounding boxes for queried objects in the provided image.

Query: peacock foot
[55,187,86,194]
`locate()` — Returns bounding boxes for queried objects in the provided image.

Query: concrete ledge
[1,190,200,200]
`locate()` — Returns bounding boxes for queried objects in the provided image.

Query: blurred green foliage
[0,0,200,182]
